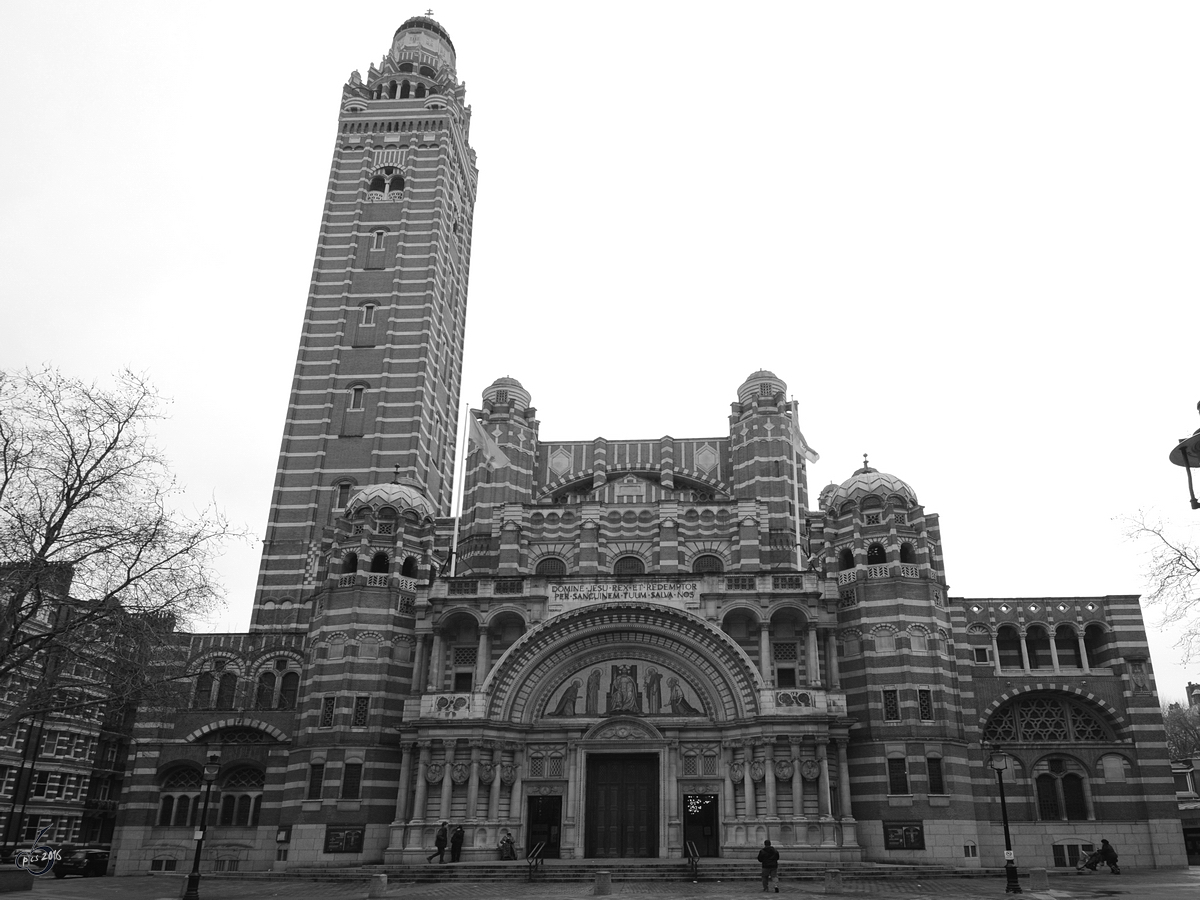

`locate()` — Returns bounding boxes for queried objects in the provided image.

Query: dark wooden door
[527,795,562,858]
[682,793,720,856]
[585,753,658,858]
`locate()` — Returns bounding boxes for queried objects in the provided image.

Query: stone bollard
[367,873,388,898]
[824,868,843,893]
[593,870,612,896]
[1028,867,1049,890]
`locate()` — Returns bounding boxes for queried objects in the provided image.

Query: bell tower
[252,16,477,623]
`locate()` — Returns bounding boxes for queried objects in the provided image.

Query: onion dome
[826,456,918,508]
[736,370,787,405]
[482,376,531,409]
[346,481,436,519]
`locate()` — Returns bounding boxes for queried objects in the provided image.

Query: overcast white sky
[2,2,1198,700]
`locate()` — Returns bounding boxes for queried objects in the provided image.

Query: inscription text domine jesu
[548,580,700,610]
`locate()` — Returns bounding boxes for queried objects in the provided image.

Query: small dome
[826,461,918,509]
[395,16,456,52]
[737,370,787,405]
[346,481,436,519]
[817,482,840,511]
[483,376,531,409]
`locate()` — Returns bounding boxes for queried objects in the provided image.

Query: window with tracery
[158,769,203,826]
[983,695,1112,743]
[218,767,264,827]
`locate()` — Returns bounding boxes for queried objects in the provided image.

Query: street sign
[1004,850,1015,860]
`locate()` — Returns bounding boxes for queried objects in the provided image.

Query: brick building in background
[110,15,1186,875]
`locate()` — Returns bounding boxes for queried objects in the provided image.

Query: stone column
[764,741,778,818]
[565,742,579,823]
[1018,631,1031,672]
[393,742,414,823]
[758,624,772,684]
[508,746,525,824]
[789,738,803,819]
[806,626,821,686]
[991,632,1002,675]
[475,626,491,686]
[439,742,454,820]
[1077,630,1091,673]
[825,629,840,689]
[1048,630,1061,673]
[743,746,757,819]
[667,743,679,823]
[722,743,736,827]
[836,740,853,819]
[412,636,429,692]
[412,741,432,821]
[816,742,831,818]
[466,741,482,820]
[428,630,444,691]
[488,744,503,820]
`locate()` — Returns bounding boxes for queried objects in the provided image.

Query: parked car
[52,849,109,878]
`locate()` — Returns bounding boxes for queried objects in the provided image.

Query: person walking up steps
[450,824,465,862]
[757,838,780,892]
[427,821,448,863]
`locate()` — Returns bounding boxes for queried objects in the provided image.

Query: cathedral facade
[110,16,1186,875]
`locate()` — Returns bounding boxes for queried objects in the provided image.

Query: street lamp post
[988,750,1022,894]
[1168,402,1200,510]
[182,753,221,900]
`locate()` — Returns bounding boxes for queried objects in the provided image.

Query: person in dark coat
[1078,838,1120,874]
[427,821,448,863]
[450,824,465,862]
[757,838,780,892]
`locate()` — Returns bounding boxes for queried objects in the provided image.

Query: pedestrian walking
[427,821,448,863]
[450,824,465,862]
[757,838,780,892]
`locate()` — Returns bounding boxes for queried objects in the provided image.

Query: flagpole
[449,401,471,577]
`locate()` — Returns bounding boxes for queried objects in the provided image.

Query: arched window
[1055,624,1082,667]
[692,555,724,574]
[1083,624,1109,667]
[899,543,916,564]
[399,63,413,73]
[399,80,411,99]
[215,672,237,710]
[370,229,386,251]
[419,66,435,78]
[350,385,365,409]
[613,556,645,576]
[401,556,418,578]
[388,174,405,195]
[278,672,299,710]
[218,767,265,827]
[370,552,389,573]
[838,548,855,571]
[874,629,896,652]
[368,175,385,194]
[984,695,1113,743]
[1034,757,1091,821]
[909,629,928,652]
[996,625,1022,669]
[360,304,376,327]
[193,672,214,709]
[866,544,886,564]
[1025,625,1052,669]
[415,83,427,99]
[535,557,566,577]
[254,671,276,710]
[158,768,202,827]
[342,552,358,574]
[388,80,397,99]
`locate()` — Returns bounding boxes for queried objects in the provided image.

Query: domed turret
[392,15,457,78]
[736,370,787,405]
[346,481,437,520]
[826,457,918,509]
[482,376,531,412]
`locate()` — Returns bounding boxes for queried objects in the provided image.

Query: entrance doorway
[527,795,562,858]
[683,793,720,857]
[585,753,658,858]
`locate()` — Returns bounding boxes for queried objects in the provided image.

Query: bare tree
[1163,702,1200,760]
[0,367,236,732]
[1125,511,1200,661]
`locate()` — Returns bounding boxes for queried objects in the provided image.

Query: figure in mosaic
[645,666,662,714]
[668,676,702,715]
[551,679,581,716]
[586,668,602,715]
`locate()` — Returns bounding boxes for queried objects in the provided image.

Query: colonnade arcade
[386,603,859,862]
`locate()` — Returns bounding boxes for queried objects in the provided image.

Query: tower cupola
[826,459,918,508]
[392,15,457,80]
[482,376,532,415]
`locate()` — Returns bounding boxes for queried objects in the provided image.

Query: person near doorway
[498,830,516,860]
[427,821,448,863]
[450,824,465,862]
[757,838,780,892]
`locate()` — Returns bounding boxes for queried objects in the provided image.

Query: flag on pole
[468,414,511,469]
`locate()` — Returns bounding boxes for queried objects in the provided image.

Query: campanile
[252,16,476,620]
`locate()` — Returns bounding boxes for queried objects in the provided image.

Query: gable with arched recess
[182,719,288,744]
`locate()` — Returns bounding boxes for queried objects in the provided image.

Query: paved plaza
[19,868,1200,900]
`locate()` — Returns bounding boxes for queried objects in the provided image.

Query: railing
[685,840,700,879]
[526,841,546,880]
[494,579,524,595]
[448,580,478,596]
[338,574,355,587]
[772,575,805,591]
[899,563,920,578]
[366,574,388,587]
[866,564,890,579]
[397,576,418,593]
[724,575,756,591]
[837,570,857,586]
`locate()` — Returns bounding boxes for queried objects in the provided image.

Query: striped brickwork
[251,18,476,624]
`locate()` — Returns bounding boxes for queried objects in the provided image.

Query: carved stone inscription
[548,580,700,614]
